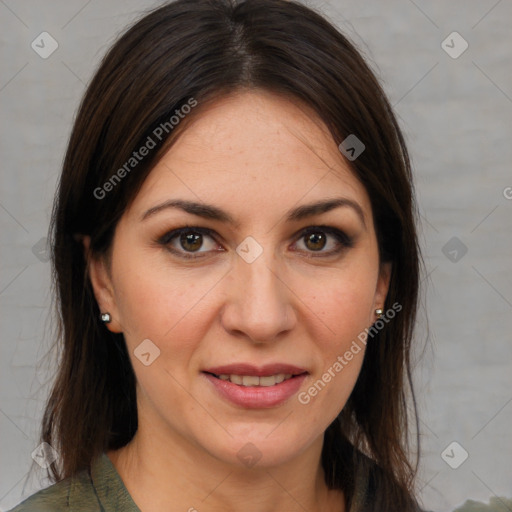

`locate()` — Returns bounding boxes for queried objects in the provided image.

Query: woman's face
[89,90,390,469]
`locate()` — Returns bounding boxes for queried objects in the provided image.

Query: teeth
[274,374,287,384]
[230,375,243,385]
[242,375,260,386]
[259,375,279,386]
[216,373,293,386]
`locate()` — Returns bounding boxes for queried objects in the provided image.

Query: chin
[205,427,316,470]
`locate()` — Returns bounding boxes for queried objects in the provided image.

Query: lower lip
[203,372,307,408]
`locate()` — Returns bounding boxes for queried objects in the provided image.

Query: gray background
[1,1,511,510]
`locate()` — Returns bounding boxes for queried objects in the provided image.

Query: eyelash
[157,225,354,260]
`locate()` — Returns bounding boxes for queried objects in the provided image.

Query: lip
[202,363,309,409]
[203,363,308,377]
[203,372,307,408]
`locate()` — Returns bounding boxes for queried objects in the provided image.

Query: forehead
[126,90,373,225]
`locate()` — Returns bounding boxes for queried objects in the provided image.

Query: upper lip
[203,363,308,377]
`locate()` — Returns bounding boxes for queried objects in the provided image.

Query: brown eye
[293,226,354,257]
[158,227,222,259]
[304,232,327,251]
[180,232,203,252]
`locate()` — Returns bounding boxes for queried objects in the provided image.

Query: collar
[72,452,141,511]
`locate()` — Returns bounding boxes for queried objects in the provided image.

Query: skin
[85,89,391,512]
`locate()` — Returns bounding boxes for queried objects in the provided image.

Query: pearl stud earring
[100,312,112,323]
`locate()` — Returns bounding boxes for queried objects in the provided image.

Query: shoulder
[7,468,101,512]
[452,497,512,511]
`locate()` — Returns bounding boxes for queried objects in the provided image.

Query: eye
[292,226,354,257]
[157,226,222,259]
[157,224,354,260]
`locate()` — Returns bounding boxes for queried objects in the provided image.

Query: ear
[82,235,123,333]
[373,261,392,319]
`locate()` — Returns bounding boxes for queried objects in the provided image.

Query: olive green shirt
[7,452,511,511]
[9,453,140,512]
[9,452,370,511]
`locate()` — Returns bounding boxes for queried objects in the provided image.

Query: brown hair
[43,0,422,509]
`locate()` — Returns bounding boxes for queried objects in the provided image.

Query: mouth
[201,363,309,408]
[204,372,305,387]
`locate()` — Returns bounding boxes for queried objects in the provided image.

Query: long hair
[43,1,422,509]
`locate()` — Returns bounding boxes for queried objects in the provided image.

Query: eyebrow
[141,197,366,229]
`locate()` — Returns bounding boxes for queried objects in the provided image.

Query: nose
[219,249,296,344]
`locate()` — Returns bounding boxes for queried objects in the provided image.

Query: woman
[10,0,429,510]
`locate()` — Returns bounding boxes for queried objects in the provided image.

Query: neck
[107,421,345,512]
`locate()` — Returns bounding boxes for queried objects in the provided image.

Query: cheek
[322,287,372,338]
[296,262,377,402]
[308,267,377,347]
[295,279,373,424]
[112,254,223,355]
[312,285,371,386]
[112,264,218,409]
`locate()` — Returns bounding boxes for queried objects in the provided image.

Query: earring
[100,312,112,323]
[375,308,383,318]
